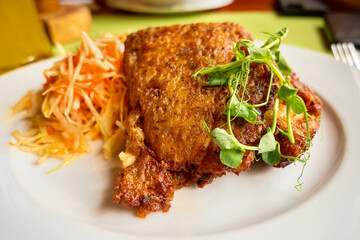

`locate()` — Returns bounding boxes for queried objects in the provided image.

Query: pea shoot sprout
[194,28,314,190]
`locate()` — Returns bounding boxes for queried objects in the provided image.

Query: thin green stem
[240,144,259,151]
[262,39,279,50]
[267,60,286,83]
[260,28,288,50]
[305,111,310,140]
[298,96,311,140]
[227,98,234,136]
[226,63,259,152]
[194,57,250,76]
[286,102,295,144]
[271,98,279,133]
[294,161,307,192]
[240,61,250,102]
[279,152,306,162]
[227,74,238,137]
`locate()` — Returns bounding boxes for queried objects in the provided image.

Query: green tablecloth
[58,12,329,55]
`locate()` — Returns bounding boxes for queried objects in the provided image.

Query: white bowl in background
[105,0,234,13]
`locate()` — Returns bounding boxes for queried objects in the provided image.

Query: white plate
[1,45,360,240]
[105,0,233,13]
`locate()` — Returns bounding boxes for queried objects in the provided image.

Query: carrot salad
[11,32,128,174]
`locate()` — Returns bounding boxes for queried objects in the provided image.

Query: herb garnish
[194,28,313,190]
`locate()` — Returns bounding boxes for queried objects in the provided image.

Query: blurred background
[0,0,359,73]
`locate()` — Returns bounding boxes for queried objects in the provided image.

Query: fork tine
[347,43,360,70]
[342,43,355,67]
[331,43,340,61]
[336,43,348,64]
[331,42,360,70]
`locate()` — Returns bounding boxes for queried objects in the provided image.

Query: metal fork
[331,42,360,70]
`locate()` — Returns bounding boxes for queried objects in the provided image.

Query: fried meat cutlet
[113,22,322,217]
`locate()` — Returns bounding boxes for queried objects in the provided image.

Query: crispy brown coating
[114,149,174,217]
[114,22,322,217]
[124,22,253,171]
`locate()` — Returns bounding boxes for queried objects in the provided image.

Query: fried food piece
[114,149,174,218]
[124,22,253,172]
[114,22,322,217]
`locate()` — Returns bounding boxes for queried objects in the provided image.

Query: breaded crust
[114,22,322,217]
[124,22,253,171]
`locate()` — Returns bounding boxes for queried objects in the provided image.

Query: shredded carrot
[11,32,128,173]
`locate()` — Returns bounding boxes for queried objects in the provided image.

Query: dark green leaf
[262,144,281,165]
[277,84,298,101]
[206,73,228,86]
[258,128,277,153]
[210,128,244,151]
[289,96,304,114]
[220,149,244,168]
[275,51,292,75]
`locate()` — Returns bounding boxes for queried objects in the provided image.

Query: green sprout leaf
[225,102,248,118]
[275,51,292,75]
[262,143,281,165]
[247,107,261,121]
[261,28,289,53]
[239,40,272,61]
[249,46,272,61]
[206,72,228,86]
[198,28,314,191]
[239,39,255,48]
[277,84,298,101]
[204,121,245,151]
[210,128,245,151]
[289,96,304,114]
[259,127,277,153]
[203,121,246,168]
[220,149,244,168]
[224,102,260,121]
[259,128,281,166]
